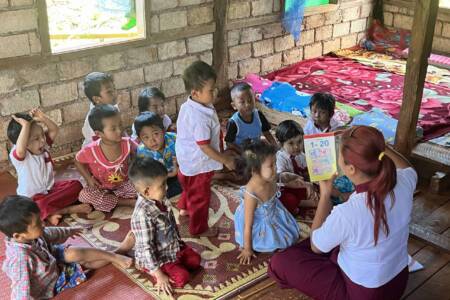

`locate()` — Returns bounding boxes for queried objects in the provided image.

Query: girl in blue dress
[234,141,300,265]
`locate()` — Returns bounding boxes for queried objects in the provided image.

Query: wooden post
[213,0,229,90]
[394,0,439,156]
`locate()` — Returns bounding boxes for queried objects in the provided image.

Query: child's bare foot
[47,214,62,225]
[179,209,189,216]
[113,253,133,269]
[191,227,218,238]
[116,231,135,254]
[69,203,93,214]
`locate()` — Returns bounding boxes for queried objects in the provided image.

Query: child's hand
[86,176,101,188]
[11,115,31,127]
[223,155,236,171]
[237,248,256,265]
[154,269,175,297]
[69,226,86,237]
[30,108,47,122]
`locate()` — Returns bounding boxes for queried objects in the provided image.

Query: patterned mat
[60,165,312,300]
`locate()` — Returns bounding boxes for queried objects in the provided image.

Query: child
[234,141,300,265]
[269,126,416,299]
[118,157,201,297]
[275,120,319,215]
[134,112,182,198]
[0,195,132,299]
[304,93,353,203]
[131,87,173,140]
[175,61,235,236]
[225,83,276,151]
[75,104,137,212]
[304,92,341,135]
[82,72,118,147]
[7,109,91,225]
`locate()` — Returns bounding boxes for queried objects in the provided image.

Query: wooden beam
[213,0,229,90]
[410,223,450,253]
[394,0,439,156]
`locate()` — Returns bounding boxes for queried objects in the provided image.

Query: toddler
[75,104,137,212]
[134,112,182,198]
[0,195,132,299]
[176,61,235,236]
[7,109,91,225]
[234,141,300,265]
[82,72,118,147]
[131,87,173,140]
[304,93,353,203]
[225,83,276,152]
[275,120,319,215]
[118,157,201,297]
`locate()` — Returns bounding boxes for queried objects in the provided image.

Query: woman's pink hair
[341,126,396,245]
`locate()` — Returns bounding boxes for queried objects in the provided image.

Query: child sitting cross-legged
[131,87,174,140]
[134,112,182,198]
[75,104,137,212]
[117,157,201,297]
[234,141,300,265]
[7,109,91,225]
[275,120,319,215]
[225,82,277,152]
[0,195,132,299]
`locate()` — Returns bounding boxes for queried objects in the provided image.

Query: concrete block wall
[383,0,450,54]
[226,0,373,80]
[0,0,214,170]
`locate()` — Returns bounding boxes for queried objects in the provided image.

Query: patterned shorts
[53,245,87,294]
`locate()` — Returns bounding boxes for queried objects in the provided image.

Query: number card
[304,132,340,182]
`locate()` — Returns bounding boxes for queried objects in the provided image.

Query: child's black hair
[230,82,252,101]
[309,93,335,117]
[138,87,166,113]
[84,72,113,103]
[0,195,40,237]
[275,120,304,145]
[129,156,168,185]
[7,113,34,144]
[134,112,164,137]
[182,60,217,92]
[88,104,119,132]
[235,140,277,183]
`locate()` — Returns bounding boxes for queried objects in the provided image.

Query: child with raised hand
[118,157,201,297]
[131,87,174,140]
[176,61,236,237]
[0,195,132,300]
[269,125,417,299]
[234,141,300,265]
[275,120,319,215]
[82,72,118,147]
[75,104,137,212]
[134,112,181,198]
[225,82,276,152]
[7,109,91,225]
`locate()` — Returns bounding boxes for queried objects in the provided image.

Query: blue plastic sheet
[282,0,306,41]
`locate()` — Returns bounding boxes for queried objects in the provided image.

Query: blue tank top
[230,109,262,146]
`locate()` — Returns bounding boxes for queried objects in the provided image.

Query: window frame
[36,0,152,58]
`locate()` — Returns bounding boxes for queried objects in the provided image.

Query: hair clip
[378,151,385,161]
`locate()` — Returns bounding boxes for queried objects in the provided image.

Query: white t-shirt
[276,149,307,174]
[82,103,120,147]
[304,117,341,135]
[175,97,223,176]
[10,145,55,197]
[311,167,417,288]
[131,114,172,140]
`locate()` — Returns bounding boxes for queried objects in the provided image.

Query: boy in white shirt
[82,72,118,147]
[304,92,341,135]
[7,109,91,225]
[176,61,235,236]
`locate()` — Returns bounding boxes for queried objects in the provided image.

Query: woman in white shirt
[268,125,417,300]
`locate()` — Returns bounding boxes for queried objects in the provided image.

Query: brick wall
[0,0,214,170]
[227,0,373,79]
[383,0,450,54]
